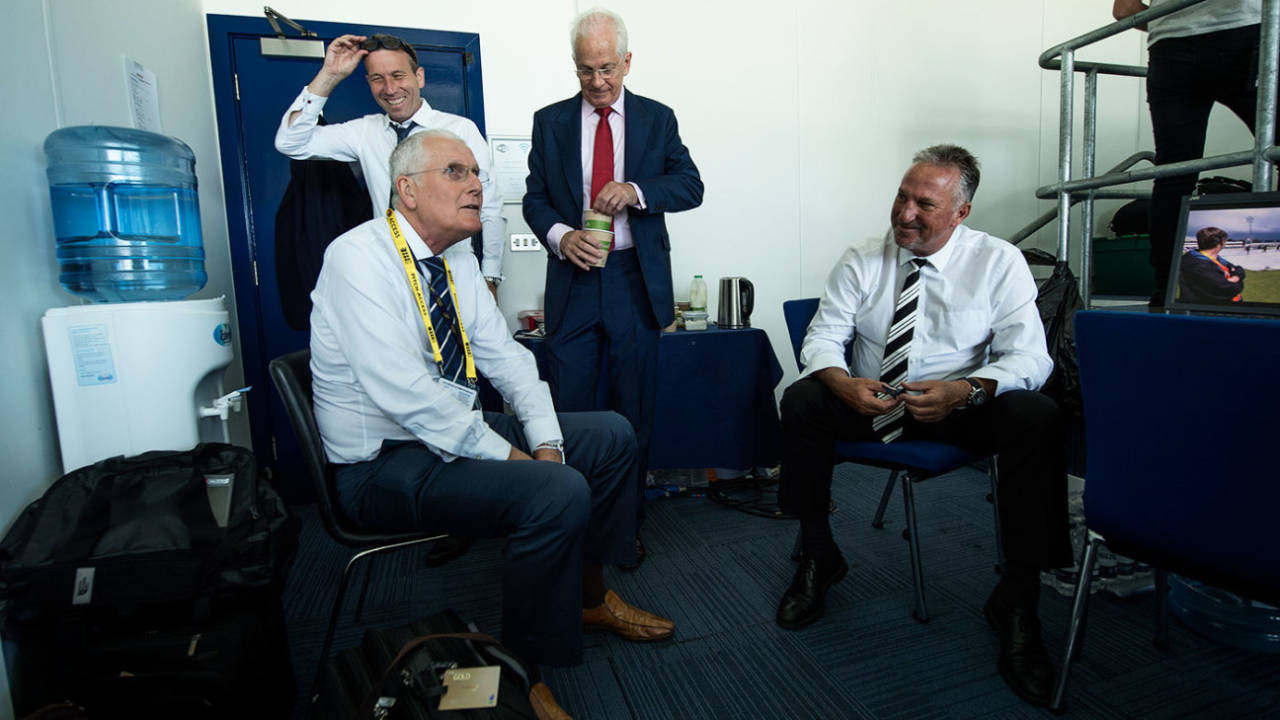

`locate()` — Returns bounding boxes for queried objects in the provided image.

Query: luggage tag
[438,666,500,710]
[437,377,478,410]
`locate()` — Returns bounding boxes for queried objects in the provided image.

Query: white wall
[0,0,248,542]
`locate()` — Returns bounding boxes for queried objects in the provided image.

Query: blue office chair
[1050,311,1280,711]
[782,298,1002,622]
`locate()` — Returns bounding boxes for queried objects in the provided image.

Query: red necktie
[590,107,614,219]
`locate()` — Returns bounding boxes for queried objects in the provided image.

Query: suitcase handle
[360,631,505,717]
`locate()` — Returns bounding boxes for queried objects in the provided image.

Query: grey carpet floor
[283,462,1280,719]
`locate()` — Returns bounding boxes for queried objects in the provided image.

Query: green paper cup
[583,210,613,268]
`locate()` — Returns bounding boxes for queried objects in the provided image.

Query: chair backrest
[782,298,820,372]
[268,348,367,546]
[1075,311,1280,605]
[782,297,854,373]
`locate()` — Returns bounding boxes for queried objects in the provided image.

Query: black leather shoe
[776,547,848,630]
[618,537,646,572]
[424,535,471,568]
[984,593,1055,707]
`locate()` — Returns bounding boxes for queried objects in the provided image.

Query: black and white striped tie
[872,257,928,443]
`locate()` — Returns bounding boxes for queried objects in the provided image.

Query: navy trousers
[334,411,638,666]
[545,248,661,519]
[778,377,1073,570]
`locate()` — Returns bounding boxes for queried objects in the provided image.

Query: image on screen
[1168,193,1280,316]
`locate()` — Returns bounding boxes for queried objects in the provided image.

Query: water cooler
[41,126,243,474]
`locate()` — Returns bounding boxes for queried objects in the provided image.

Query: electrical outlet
[509,233,542,252]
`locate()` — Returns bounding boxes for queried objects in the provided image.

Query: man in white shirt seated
[309,129,674,669]
[276,32,506,295]
[775,145,1071,708]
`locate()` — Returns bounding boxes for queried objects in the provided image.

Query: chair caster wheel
[912,610,929,624]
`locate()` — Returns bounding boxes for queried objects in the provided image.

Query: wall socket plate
[510,233,542,252]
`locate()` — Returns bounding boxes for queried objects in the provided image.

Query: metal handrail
[1019,0,1279,306]
[1008,152,1153,246]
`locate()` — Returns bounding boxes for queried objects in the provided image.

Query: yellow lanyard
[386,209,477,385]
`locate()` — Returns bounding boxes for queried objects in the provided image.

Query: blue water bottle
[44,126,207,302]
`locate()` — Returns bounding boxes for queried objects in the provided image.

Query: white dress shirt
[801,225,1052,395]
[310,212,560,465]
[275,87,507,278]
[545,91,647,257]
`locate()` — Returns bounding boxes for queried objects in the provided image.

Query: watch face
[967,379,987,407]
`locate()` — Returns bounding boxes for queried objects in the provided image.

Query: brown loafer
[582,589,675,641]
[529,681,573,720]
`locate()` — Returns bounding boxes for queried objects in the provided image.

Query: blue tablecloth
[516,325,783,470]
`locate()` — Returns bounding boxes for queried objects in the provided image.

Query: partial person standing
[276,33,507,295]
[523,7,704,567]
[774,146,1072,708]
[1112,0,1266,307]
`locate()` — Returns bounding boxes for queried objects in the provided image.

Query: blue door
[207,15,485,500]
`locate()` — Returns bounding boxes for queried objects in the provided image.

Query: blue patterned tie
[392,119,416,143]
[872,257,929,443]
[389,122,417,209]
[419,256,465,385]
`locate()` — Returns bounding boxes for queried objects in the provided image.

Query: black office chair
[782,298,1003,622]
[268,349,446,696]
[1050,312,1280,711]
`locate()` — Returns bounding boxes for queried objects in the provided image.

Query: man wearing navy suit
[523,7,703,567]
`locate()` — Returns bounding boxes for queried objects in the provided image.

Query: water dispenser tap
[200,386,251,421]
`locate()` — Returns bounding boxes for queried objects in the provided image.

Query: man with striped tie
[774,145,1071,708]
[309,130,674,671]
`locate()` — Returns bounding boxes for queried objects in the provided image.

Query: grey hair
[570,7,628,62]
[388,129,467,206]
[912,144,980,205]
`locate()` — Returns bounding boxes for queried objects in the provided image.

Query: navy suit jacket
[523,89,703,334]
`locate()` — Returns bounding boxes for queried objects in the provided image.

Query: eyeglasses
[404,163,487,183]
[575,64,622,81]
[360,34,418,65]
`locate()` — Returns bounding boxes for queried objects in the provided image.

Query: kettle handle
[740,278,754,318]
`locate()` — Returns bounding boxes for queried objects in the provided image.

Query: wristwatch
[963,378,988,408]
[484,275,503,288]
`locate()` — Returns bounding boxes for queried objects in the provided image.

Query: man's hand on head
[815,368,899,416]
[591,181,638,216]
[313,34,369,95]
[561,230,606,271]
[900,379,970,423]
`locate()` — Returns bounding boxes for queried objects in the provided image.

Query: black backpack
[0,443,298,618]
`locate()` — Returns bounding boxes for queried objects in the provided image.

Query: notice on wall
[489,136,532,205]
[125,57,162,133]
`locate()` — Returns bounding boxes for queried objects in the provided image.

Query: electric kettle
[717,277,754,328]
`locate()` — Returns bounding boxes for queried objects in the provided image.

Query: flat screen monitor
[1165,191,1280,317]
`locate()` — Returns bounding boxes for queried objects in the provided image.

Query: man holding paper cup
[523,7,703,568]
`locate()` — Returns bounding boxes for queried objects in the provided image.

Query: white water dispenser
[42,297,241,473]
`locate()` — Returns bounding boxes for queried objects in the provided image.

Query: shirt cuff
[547,224,573,259]
[522,416,563,451]
[470,426,515,461]
[797,352,850,380]
[973,368,1019,395]
[293,87,328,117]
[629,182,647,210]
